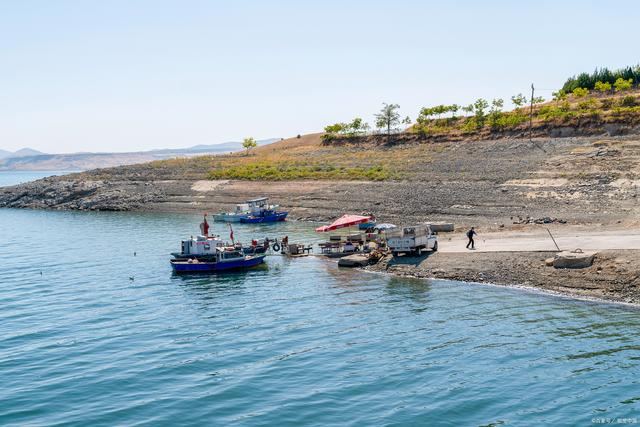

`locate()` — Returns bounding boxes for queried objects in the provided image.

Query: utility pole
[529,83,534,142]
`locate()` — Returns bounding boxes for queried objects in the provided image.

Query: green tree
[488,98,504,129]
[402,116,412,126]
[614,77,633,92]
[242,137,257,155]
[552,90,567,103]
[473,98,489,128]
[375,103,401,140]
[511,93,527,108]
[361,122,371,135]
[449,104,459,118]
[461,104,474,115]
[324,123,344,134]
[348,117,364,136]
[594,81,612,94]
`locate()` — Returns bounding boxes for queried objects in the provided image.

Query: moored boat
[171,248,266,273]
[213,197,287,223]
[213,203,250,222]
[241,210,288,223]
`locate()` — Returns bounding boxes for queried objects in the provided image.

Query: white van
[386,224,438,256]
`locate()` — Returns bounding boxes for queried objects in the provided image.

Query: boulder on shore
[338,254,370,267]
[427,222,455,232]
[553,250,596,269]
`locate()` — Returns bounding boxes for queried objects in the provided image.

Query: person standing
[466,227,477,249]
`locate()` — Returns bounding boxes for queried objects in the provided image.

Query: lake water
[0,170,77,187]
[1,178,640,426]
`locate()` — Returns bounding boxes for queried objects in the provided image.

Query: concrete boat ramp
[437,229,640,253]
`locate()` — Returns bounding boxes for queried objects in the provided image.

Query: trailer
[386,224,438,256]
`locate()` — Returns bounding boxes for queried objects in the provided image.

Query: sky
[1,0,638,154]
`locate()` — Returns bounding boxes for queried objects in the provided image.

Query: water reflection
[385,276,432,305]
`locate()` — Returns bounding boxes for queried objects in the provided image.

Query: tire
[432,242,438,252]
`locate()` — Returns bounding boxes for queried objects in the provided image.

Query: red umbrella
[315,214,373,232]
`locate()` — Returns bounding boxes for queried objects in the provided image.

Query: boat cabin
[246,197,269,214]
[181,235,225,256]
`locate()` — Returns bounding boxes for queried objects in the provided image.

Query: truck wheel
[432,242,438,252]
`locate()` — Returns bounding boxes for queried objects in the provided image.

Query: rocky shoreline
[365,249,640,305]
[1,135,638,230]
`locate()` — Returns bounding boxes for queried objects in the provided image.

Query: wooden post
[546,227,561,252]
[529,83,534,142]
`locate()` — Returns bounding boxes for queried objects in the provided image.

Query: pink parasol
[315,214,373,232]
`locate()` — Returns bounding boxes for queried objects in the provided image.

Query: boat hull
[213,213,248,222]
[240,212,288,223]
[171,255,266,273]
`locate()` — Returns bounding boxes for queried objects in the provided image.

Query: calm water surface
[1,208,640,425]
[0,170,77,187]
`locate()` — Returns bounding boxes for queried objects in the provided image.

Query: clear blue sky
[1,0,637,153]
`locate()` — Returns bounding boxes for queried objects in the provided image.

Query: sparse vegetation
[320,83,640,144]
[207,161,397,181]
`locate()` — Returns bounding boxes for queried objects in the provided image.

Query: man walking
[466,227,477,250]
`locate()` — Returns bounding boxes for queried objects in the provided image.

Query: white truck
[386,224,438,256]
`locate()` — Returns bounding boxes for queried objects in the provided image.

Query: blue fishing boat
[171,247,266,273]
[240,210,288,223]
[238,198,288,223]
[213,197,287,223]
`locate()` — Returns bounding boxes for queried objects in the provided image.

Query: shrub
[620,96,637,107]
[614,77,633,92]
[577,99,596,110]
[572,87,589,97]
[600,98,615,109]
[497,113,528,128]
[594,81,612,93]
[461,117,478,132]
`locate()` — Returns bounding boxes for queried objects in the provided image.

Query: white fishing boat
[213,203,250,222]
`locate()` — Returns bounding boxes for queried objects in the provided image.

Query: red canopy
[315,214,373,232]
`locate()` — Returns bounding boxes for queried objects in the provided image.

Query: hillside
[0,139,278,171]
[1,129,639,230]
[1,84,640,228]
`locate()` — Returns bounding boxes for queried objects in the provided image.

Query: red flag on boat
[229,223,234,243]
[200,213,210,236]
[315,214,373,232]
[203,214,209,236]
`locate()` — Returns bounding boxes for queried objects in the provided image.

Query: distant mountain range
[0,148,46,160]
[0,139,279,171]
